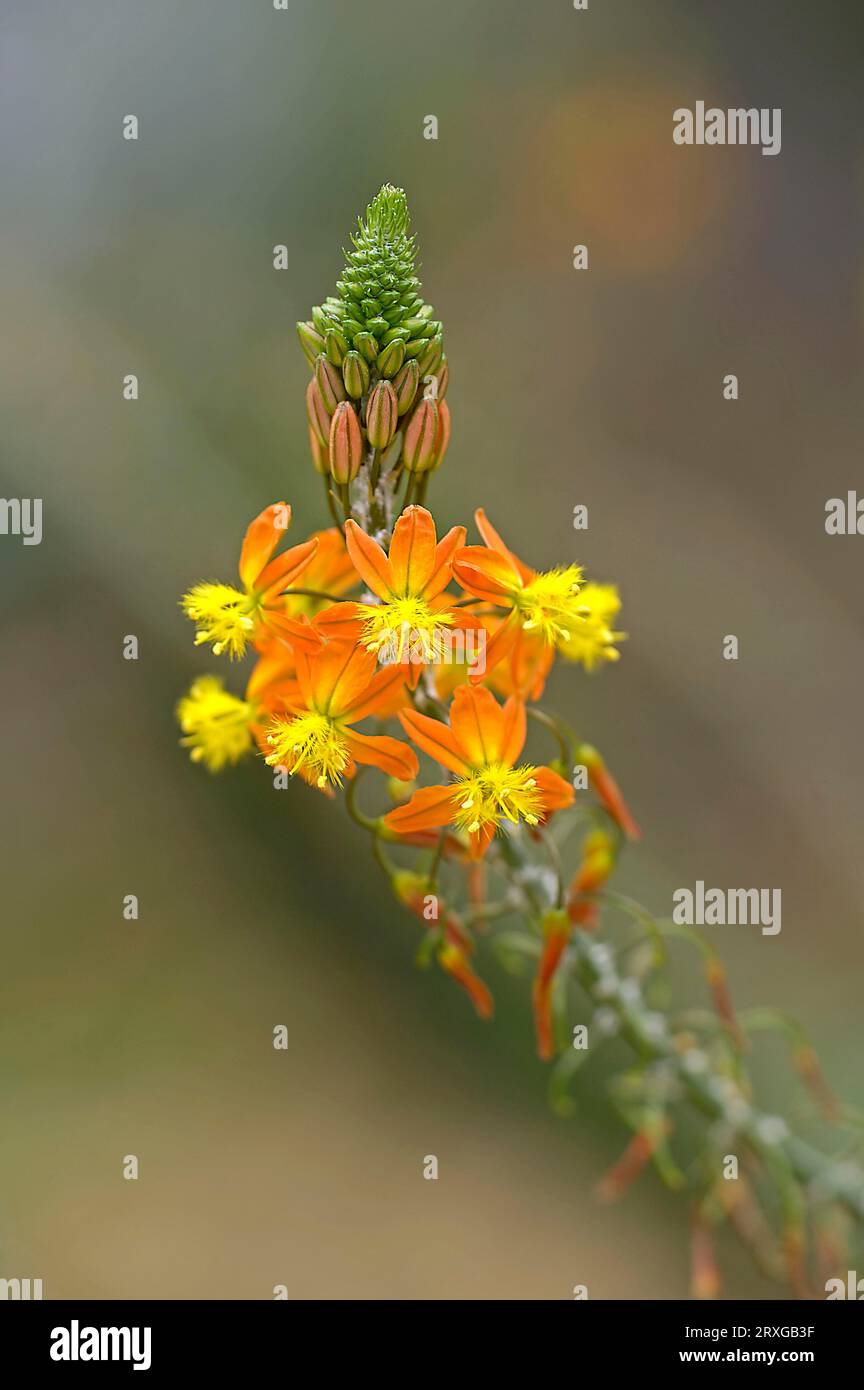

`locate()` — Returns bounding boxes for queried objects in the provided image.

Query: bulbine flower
[173,185,859,1301]
[317,505,470,687]
[384,685,574,857]
[176,676,256,772]
[264,642,418,791]
[181,503,322,659]
[453,509,623,691]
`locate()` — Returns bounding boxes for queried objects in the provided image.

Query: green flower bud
[328,401,364,485]
[366,381,398,449]
[392,359,420,415]
[435,358,449,402]
[306,377,330,446]
[381,326,410,346]
[354,332,379,364]
[297,320,325,366]
[342,350,370,399]
[402,398,439,474]
[418,334,443,375]
[311,305,332,335]
[377,338,406,379]
[403,338,427,359]
[315,354,346,413]
[324,329,349,367]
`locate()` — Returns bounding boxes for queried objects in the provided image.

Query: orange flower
[316,505,470,688]
[264,641,418,791]
[182,503,323,659]
[384,685,574,857]
[284,527,357,620]
[453,510,622,693]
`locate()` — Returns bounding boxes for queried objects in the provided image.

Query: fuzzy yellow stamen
[450,763,544,837]
[181,582,258,659]
[177,675,255,772]
[265,711,351,789]
[357,595,454,664]
[557,583,625,671]
[514,565,586,647]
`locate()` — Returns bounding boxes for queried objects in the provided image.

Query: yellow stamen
[357,595,454,665]
[176,675,255,772]
[181,582,258,660]
[557,583,625,672]
[450,763,544,838]
[265,711,350,789]
[515,566,585,648]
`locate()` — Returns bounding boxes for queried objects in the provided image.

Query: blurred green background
[2,0,863,1299]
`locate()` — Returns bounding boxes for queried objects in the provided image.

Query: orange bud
[314,353,346,413]
[580,744,640,840]
[438,942,494,1020]
[532,911,571,1060]
[366,380,398,449]
[328,400,364,484]
[690,1207,721,1300]
[431,399,451,471]
[597,1127,661,1203]
[402,398,438,474]
[392,359,420,415]
[307,425,328,476]
[306,376,330,447]
[566,829,615,926]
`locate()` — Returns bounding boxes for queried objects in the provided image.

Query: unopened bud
[377,338,406,379]
[324,329,349,367]
[308,425,328,476]
[315,354,346,413]
[392,359,420,415]
[342,350,370,399]
[297,320,325,366]
[402,399,439,474]
[354,331,378,363]
[431,399,451,470]
[418,334,443,375]
[306,377,330,446]
[366,380,398,449]
[435,358,449,401]
[328,400,364,484]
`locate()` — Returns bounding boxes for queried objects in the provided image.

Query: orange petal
[497,695,527,766]
[474,508,534,586]
[398,708,473,776]
[468,824,497,859]
[469,609,520,684]
[449,684,504,766]
[533,766,576,815]
[257,536,319,600]
[423,523,467,600]
[387,505,437,596]
[344,730,419,782]
[452,545,522,602]
[308,642,378,716]
[260,610,325,655]
[239,502,291,590]
[344,519,395,599]
[340,660,408,723]
[301,527,357,595]
[383,784,455,835]
[313,601,365,644]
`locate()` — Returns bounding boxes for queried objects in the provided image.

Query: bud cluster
[298,186,450,492]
